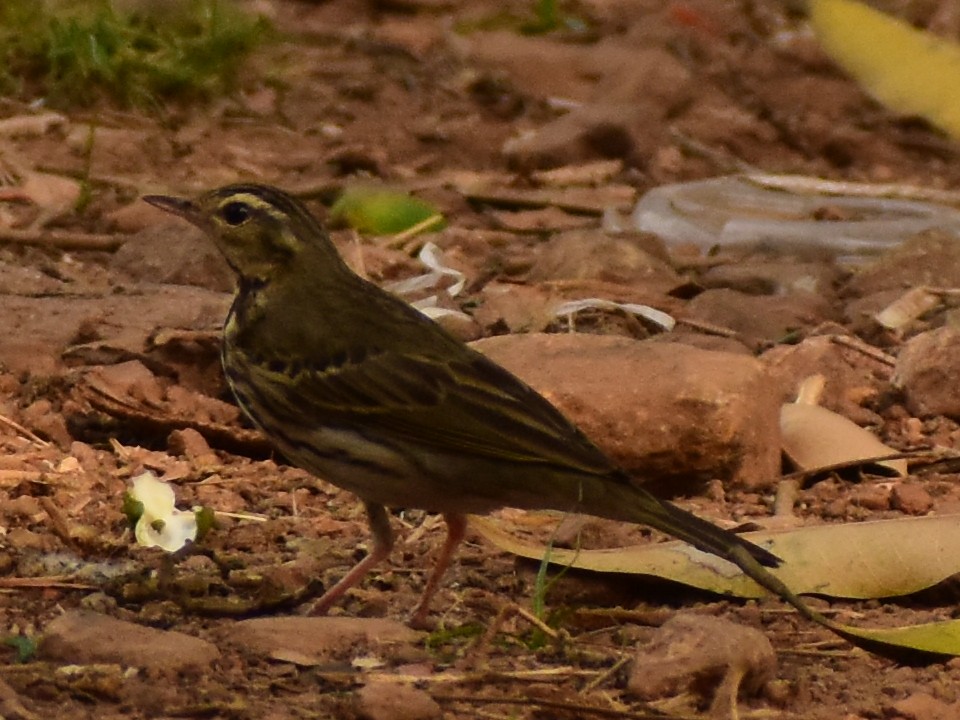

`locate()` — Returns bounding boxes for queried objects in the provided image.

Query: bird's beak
[142,194,205,228]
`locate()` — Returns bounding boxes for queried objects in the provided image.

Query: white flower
[128,471,198,552]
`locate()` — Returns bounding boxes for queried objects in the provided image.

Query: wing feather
[236,345,618,476]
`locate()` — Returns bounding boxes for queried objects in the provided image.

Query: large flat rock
[471,333,780,493]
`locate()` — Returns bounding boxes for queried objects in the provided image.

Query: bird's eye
[220,201,252,226]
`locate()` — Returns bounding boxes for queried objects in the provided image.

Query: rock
[216,617,425,666]
[651,330,752,355]
[891,483,933,515]
[471,333,781,492]
[762,335,889,425]
[889,691,960,720]
[846,230,960,297]
[355,681,441,720]
[627,614,776,708]
[40,611,220,671]
[471,282,557,334]
[503,103,654,170]
[895,327,960,418]
[468,33,690,108]
[0,286,231,377]
[111,225,234,292]
[167,427,219,467]
[527,230,677,287]
[700,260,843,297]
[684,288,835,347]
[847,483,891,512]
[19,398,72,447]
[482,35,693,169]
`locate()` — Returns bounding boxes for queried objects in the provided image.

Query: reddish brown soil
[3,1,960,718]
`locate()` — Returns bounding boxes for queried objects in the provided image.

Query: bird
[143,183,787,627]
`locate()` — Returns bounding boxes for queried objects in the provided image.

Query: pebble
[355,681,441,720]
[216,617,425,666]
[627,613,776,706]
[891,483,934,515]
[40,611,220,672]
[894,326,960,418]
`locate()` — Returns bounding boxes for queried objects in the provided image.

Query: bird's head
[143,184,343,285]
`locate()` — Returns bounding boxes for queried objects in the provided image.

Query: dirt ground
[5,1,960,718]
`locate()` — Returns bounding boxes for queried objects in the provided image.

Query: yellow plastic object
[810,0,960,139]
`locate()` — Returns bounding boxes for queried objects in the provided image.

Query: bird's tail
[619,490,821,619]
[653,497,780,568]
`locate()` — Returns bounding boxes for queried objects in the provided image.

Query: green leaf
[3,635,37,663]
[121,491,145,527]
[329,186,445,236]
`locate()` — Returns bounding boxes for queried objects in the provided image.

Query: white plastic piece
[552,298,676,331]
[632,175,960,261]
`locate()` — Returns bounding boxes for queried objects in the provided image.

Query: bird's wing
[242,345,620,476]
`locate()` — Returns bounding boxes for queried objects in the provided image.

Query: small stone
[217,617,425,666]
[167,427,218,466]
[503,103,645,169]
[356,681,441,720]
[684,288,835,347]
[700,260,842,297]
[895,327,960,418]
[527,229,677,286]
[41,611,220,672]
[889,691,960,720]
[848,483,891,512]
[891,483,933,515]
[3,495,43,518]
[19,399,72,447]
[847,230,960,297]
[627,613,776,707]
[111,225,234,292]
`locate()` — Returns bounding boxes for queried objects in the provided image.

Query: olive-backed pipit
[144,184,783,626]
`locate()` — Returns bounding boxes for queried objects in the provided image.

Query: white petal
[129,471,176,516]
[135,509,198,552]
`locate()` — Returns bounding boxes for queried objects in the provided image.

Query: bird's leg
[307,501,394,615]
[409,512,467,629]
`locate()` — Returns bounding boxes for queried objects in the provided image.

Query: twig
[325,666,601,686]
[580,655,630,694]
[0,227,124,251]
[745,172,960,206]
[0,470,46,487]
[432,693,684,720]
[214,510,268,522]
[513,605,559,638]
[828,335,896,367]
[0,576,94,590]
[773,478,800,517]
[780,450,929,482]
[387,213,444,247]
[675,316,741,339]
[0,413,49,447]
[38,497,75,548]
[670,128,757,174]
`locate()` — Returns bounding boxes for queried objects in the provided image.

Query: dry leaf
[780,403,907,476]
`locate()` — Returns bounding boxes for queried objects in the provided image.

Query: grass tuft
[0,0,270,109]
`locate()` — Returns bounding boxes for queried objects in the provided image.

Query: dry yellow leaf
[810,0,960,138]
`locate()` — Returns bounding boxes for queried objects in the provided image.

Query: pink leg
[409,513,467,629]
[307,501,393,616]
